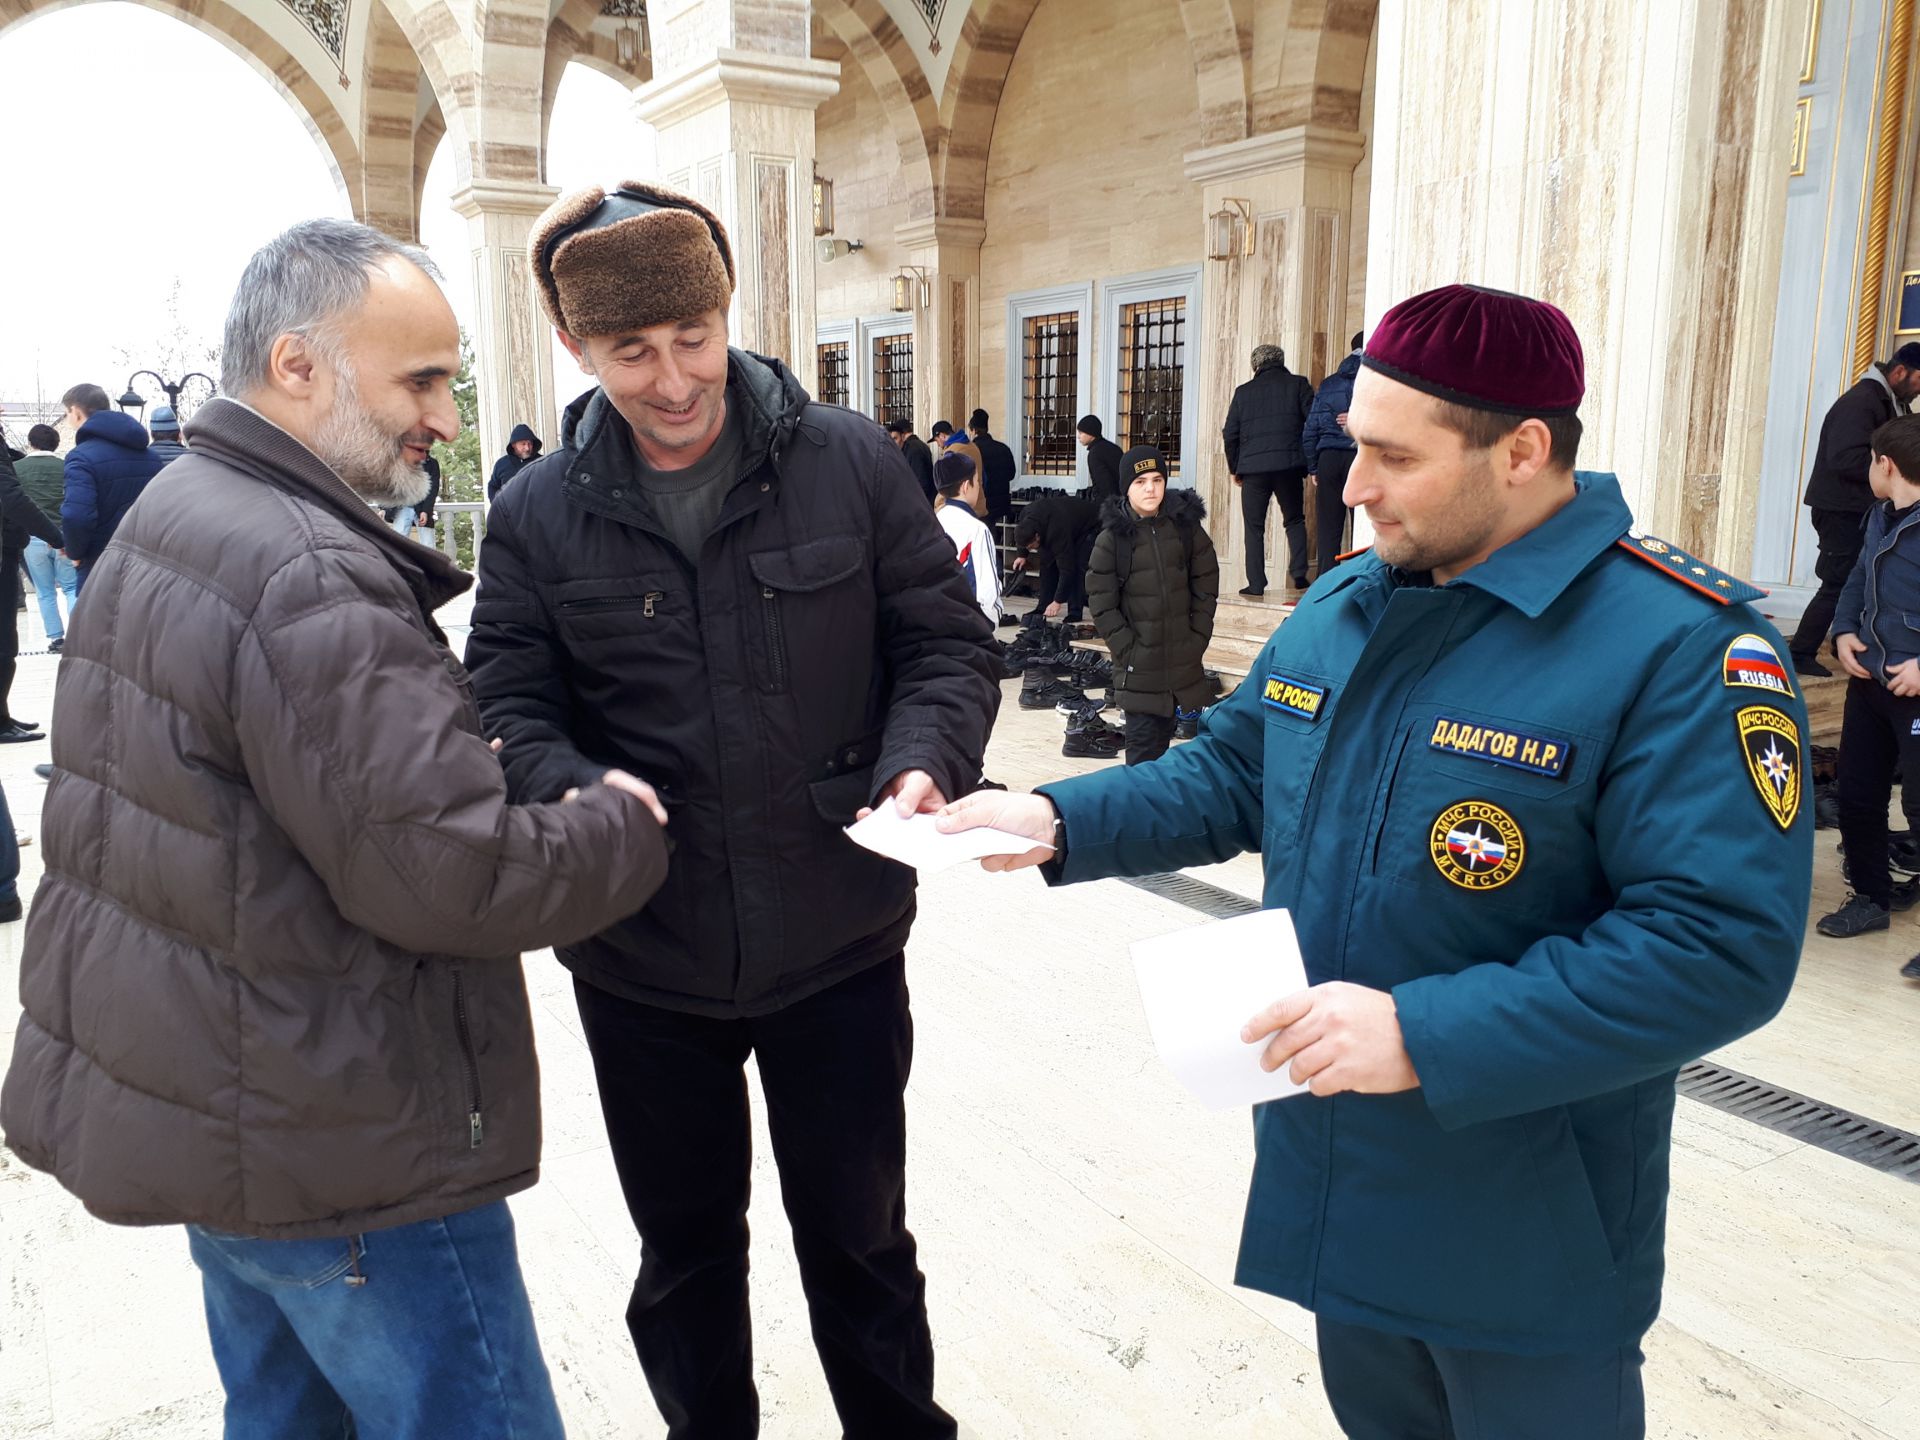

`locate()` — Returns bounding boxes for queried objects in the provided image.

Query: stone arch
[542,0,650,168]
[1177,0,1251,145]
[1248,0,1376,133]
[934,0,1045,222]
[412,99,447,227]
[0,0,360,207]
[359,0,426,238]
[814,0,940,221]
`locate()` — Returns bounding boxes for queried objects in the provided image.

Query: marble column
[449,178,561,471]
[895,217,986,436]
[634,2,839,393]
[1183,124,1368,590]
[1362,0,1806,570]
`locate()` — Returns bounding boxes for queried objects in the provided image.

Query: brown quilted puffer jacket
[0,398,668,1238]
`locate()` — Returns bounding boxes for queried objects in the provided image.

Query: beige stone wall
[1347,22,1377,342]
[811,36,915,335]
[976,0,1208,425]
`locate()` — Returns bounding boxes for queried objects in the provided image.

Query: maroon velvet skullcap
[1362,284,1584,416]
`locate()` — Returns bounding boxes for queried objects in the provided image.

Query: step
[1069,633,1267,685]
[1799,671,1843,748]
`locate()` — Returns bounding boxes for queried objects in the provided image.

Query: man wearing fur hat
[944,285,1811,1435]
[465,182,999,1439]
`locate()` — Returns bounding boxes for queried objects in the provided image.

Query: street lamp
[121,369,217,421]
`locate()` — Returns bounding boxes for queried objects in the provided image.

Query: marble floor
[1,602,1917,1440]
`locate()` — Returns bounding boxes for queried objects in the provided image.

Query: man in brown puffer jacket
[0,219,669,1440]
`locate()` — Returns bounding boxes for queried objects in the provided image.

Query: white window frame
[1098,265,1203,487]
[1005,282,1095,488]
[858,314,916,423]
[814,319,858,410]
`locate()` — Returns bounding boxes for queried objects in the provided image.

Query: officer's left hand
[1242,982,1420,1096]
[858,769,949,821]
[1888,658,1920,697]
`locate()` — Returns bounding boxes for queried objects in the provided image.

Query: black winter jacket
[0,447,60,556]
[1224,364,1314,474]
[488,424,544,503]
[466,350,1001,1017]
[976,431,1017,521]
[1085,436,1124,505]
[1014,493,1098,565]
[900,433,935,502]
[1087,490,1220,716]
[1805,369,1903,514]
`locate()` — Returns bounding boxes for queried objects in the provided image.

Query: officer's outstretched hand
[1242,982,1420,1097]
[936,790,1057,872]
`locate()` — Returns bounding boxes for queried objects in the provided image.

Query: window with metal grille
[872,334,914,425]
[1021,312,1079,475]
[817,342,851,408]
[1116,297,1186,478]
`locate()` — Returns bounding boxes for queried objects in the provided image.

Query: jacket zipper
[450,967,484,1148]
[1147,519,1170,691]
[560,591,664,616]
[761,586,789,689]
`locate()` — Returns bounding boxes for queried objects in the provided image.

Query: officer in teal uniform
[941,285,1813,1438]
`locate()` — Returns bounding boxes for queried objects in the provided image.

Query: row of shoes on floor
[1002,620,1213,760]
[1816,831,1920,980]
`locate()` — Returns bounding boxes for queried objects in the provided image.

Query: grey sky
[1,2,654,432]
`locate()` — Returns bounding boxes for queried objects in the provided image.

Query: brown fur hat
[530,180,735,337]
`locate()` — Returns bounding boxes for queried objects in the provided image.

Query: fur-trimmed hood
[1098,487,1206,539]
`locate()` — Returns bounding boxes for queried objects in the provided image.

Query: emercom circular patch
[1429,800,1525,891]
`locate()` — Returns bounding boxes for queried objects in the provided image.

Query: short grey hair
[221,219,441,396]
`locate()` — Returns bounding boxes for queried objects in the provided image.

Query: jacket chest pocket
[1259,667,1336,846]
[746,536,868,695]
[1368,706,1601,926]
[552,577,684,662]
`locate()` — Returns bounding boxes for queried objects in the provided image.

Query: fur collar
[1099,487,1206,539]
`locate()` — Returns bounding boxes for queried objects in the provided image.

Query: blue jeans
[187,1200,563,1440]
[22,537,75,642]
[389,507,417,535]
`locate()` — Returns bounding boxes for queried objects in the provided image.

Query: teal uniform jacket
[1037,473,1812,1355]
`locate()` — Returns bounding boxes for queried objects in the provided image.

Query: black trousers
[1034,531,1096,619]
[0,547,20,727]
[1123,710,1178,766]
[1316,1315,1645,1440]
[1241,467,1309,590]
[573,957,954,1440]
[1314,449,1355,576]
[1835,677,1920,907]
[1789,507,1868,660]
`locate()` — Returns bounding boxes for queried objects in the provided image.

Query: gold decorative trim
[1853,0,1916,378]
[1791,97,1813,175]
[1803,0,1823,83]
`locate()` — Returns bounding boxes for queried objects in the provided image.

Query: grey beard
[310,382,432,508]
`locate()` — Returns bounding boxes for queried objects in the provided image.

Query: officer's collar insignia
[1736,705,1802,830]
[1723,634,1794,697]
[1429,800,1525,891]
[1616,530,1767,605]
[1428,717,1571,778]
[1261,672,1327,720]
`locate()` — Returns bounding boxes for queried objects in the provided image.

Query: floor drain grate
[1123,872,1260,919]
[1677,1062,1920,1183]
[1125,875,1920,1184]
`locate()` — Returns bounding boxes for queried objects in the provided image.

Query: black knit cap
[1077,414,1103,438]
[1121,444,1168,482]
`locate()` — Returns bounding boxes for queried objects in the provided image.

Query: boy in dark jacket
[59,382,165,585]
[1825,415,1920,962]
[1086,445,1219,765]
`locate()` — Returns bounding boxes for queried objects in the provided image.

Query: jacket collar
[183,398,472,612]
[563,346,806,485]
[1321,470,1633,620]
[1868,363,1898,410]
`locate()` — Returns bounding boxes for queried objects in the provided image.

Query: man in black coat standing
[887,415,936,502]
[1223,344,1314,595]
[969,408,1017,528]
[465,181,998,1440]
[1077,413,1124,505]
[1789,342,1920,675]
